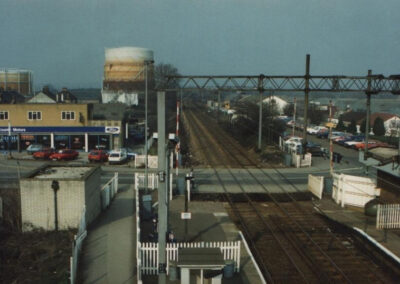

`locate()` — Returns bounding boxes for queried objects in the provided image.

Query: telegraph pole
[157,91,167,284]
[303,54,311,146]
[364,70,372,175]
[329,100,334,175]
[258,74,265,150]
[217,91,221,123]
[292,97,297,137]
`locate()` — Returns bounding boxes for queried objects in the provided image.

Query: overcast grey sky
[1,0,399,89]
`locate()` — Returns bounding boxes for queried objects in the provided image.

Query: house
[262,96,288,114]
[368,113,400,136]
[26,86,57,103]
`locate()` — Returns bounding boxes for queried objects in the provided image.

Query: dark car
[88,150,108,163]
[316,129,329,139]
[304,142,325,157]
[33,148,55,160]
[49,149,79,161]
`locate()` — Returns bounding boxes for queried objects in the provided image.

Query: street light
[144,60,154,193]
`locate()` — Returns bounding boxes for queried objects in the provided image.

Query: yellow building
[0,103,124,151]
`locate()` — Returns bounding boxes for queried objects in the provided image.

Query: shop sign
[105,126,120,134]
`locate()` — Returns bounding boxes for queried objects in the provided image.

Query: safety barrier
[100,173,119,209]
[69,206,87,284]
[135,173,158,190]
[377,204,400,229]
[308,174,324,199]
[138,241,241,276]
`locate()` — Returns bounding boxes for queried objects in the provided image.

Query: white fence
[135,180,142,283]
[135,155,158,168]
[135,173,159,190]
[70,206,87,284]
[308,174,324,199]
[332,173,380,208]
[101,173,119,210]
[377,204,400,229]
[139,241,241,276]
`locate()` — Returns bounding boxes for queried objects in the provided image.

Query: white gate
[308,174,324,199]
[139,241,241,276]
[135,155,158,168]
[292,152,312,168]
[135,173,158,190]
[332,173,380,208]
[377,204,400,229]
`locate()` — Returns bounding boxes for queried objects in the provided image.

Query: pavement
[79,183,137,284]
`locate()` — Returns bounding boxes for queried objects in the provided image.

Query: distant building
[262,96,288,114]
[27,86,57,103]
[0,90,25,104]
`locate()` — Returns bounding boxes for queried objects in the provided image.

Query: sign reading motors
[105,126,120,134]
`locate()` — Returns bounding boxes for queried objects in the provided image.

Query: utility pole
[144,62,149,192]
[364,70,372,175]
[157,91,167,284]
[217,91,221,124]
[292,97,297,137]
[258,74,265,151]
[303,54,311,147]
[329,100,333,176]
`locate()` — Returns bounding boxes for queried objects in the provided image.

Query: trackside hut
[0,103,123,151]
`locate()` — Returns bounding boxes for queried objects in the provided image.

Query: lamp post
[144,60,154,193]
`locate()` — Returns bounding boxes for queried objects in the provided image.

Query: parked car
[353,141,377,150]
[304,142,325,157]
[33,148,55,160]
[316,129,329,139]
[108,149,128,165]
[49,149,79,161]
[27,144,44,154]
[284,136,302,144]
[88,150,108,163]
[307,126,327,135]
[337,135,364,146]
[120,147,137,160]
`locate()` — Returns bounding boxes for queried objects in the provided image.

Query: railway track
[183,106,399,283]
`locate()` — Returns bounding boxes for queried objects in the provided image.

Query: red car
[88,150,108,163]
[49,149,79,161]
[33,148,55,160]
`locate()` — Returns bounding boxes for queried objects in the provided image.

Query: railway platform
[316,198,400,260]
[142,196,265,284]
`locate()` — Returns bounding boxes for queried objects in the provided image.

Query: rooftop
[33,166,93,179]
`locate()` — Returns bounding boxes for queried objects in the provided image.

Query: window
[0,111,8,120]
[61,111,75,120]
[28,111,41,120]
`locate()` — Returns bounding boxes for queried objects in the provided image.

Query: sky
[0,0,399,89]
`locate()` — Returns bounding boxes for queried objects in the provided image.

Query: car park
[108,149,128,165]
[49,149,79,161]
[26,144,44,154]
[33,148,55,160]
[88,150,108,163]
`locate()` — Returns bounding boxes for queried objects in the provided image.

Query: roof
[365,113,399,126]
[340,111,366,123]
[0,90,25,104]
[27,89,56,103]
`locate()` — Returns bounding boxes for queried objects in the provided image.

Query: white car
[307,126,327,135]
[284,136,303,145]
[108,149,128,165]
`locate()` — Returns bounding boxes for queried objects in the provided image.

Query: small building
[262,95,288,114]
[20,165,101,231]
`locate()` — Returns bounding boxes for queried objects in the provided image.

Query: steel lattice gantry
[161,74,400,94]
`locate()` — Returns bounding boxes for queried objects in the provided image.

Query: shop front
[0,126,120,152]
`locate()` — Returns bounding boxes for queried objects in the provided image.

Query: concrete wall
[20,166,101,231]
[0,103,89,127]
[84,168,102,225]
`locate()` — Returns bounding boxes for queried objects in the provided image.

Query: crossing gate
[135,155,158,168]
[135,173,158,189]
[138,241,241,276]
[308,174,324,199]
[332,173,380,208]
[377,204,400,229]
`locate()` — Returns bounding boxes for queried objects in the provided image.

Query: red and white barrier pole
[176,101,180,176]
